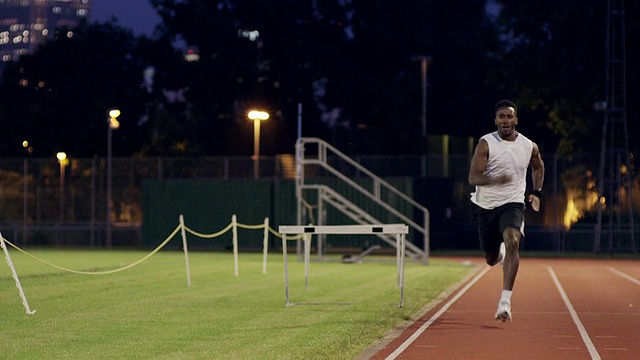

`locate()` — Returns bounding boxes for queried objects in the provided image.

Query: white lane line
[548,266,601,360]
[608,267,640,286]
[384,265,491,360]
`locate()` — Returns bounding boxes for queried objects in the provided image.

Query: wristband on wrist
[530,189,543,199]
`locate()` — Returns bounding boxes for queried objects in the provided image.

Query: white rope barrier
[1,214,332,314]
[4,225,182,275]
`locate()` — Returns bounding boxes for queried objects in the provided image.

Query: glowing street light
[107,108,120,247]
[56,152,68,223]
[248,110,269,179]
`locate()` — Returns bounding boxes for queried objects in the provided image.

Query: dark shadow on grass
[286,302,356,306]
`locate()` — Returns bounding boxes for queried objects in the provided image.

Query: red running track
[366,258,640,360]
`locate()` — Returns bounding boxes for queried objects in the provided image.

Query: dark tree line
[0,0,638,159]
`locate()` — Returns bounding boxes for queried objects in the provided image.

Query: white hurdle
[278,224,409,307]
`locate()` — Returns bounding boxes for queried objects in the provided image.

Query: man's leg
[502,227,521,290]
[476,207,502,266]
[495,227,520,321]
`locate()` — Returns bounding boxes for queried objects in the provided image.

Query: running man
[468,99,545,321]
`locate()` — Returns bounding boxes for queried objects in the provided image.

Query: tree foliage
[149,0,499,155]
[489,0,639,155]
[1,0,638,158]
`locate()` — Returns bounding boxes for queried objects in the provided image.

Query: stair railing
[295,137,429,264]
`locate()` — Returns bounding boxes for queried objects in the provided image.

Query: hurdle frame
[278,224,408,307]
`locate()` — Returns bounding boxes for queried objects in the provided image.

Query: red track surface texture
[369,258,640,360]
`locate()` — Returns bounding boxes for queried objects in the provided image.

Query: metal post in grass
[232,214,239,276]
[179,215,192,286]
[0,232,36,314]
[281,232,290,306]
[398,233,406,308]
[262,217,269,274]
[304,233,311,290]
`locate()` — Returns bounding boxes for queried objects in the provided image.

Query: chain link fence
[0,151,637,252]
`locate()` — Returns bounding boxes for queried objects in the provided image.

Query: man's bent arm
[530,143,545,190]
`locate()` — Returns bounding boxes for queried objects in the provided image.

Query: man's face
[495,106,518,138]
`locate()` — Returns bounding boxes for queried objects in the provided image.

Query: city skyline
[0,0,89,63]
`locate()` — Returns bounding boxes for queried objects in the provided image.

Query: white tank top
[470,131,533,209]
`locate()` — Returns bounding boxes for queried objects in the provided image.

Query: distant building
[0,0,89,66]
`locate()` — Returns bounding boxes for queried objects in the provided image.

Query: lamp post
[56,152,68,223]
[248,110,269,179]
[411,55,432,139]
[107,109,120,248]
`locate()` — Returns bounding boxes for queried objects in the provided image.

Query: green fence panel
[142,178,419,251]
[142,179,274,249]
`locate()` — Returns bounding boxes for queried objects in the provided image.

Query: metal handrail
[295,137,429,263]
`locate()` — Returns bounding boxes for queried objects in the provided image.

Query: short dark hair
[495,99,517,114]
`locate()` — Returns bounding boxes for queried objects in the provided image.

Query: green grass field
[1,248,475,359]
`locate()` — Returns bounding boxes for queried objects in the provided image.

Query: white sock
[501,290,512,302]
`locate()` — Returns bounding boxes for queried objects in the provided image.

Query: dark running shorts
[473,202,525,254]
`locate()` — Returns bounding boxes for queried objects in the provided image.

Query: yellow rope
[236,223,264,230]
[2,218,307,276]
[1,225,181,275]
[183,222,233,238]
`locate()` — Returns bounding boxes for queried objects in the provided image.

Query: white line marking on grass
[548,266,601,360]
[608,267,640,286]
[384,265,491,360]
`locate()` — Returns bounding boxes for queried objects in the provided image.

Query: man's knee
[503,228,520,249]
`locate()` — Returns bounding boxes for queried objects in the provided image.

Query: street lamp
[248,110,269,179]
[411,55,432,139]
[56,152,68,223]
[107,108,120,247]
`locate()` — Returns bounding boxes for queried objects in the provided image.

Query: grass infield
[1,249,475,359]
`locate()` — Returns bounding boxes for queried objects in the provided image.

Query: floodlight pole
[107,109,120,248]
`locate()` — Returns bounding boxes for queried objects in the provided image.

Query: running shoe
[494,299,511,322]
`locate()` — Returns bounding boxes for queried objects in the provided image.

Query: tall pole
[248,110,269,179]
[23,157,28,240]
[59,162,65,222]
[106,124,113,247]
[253,118,260,179]
[56,152,67,223]
[106,109,120,248]
[420,58,427,138]
[412,55,432,139]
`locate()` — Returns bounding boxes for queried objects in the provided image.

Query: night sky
[90,0,160,36]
